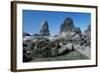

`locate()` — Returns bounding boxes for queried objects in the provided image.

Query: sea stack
[60,17,75,38]
[40,20,50,36]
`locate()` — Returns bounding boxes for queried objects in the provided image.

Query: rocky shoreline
[23,17,91,62]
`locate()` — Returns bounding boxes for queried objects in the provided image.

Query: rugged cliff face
[71,27,82,41]
[59,17,90,44]
[40,20,50,36]
[60,17,75,38]
[60,17,75,33]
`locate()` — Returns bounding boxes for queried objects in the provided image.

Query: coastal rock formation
[23,18,91,61]
[60,17,75,38]
[59,17,89,45]
[40,20,50,36]
[71,27,82,42]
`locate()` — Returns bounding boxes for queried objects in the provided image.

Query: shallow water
[29,50,89,62]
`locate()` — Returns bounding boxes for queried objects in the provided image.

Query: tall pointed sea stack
[40,20,50,36]
[60,17,75,38]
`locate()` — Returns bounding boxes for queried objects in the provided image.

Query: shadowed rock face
[59,17,89,45]
[40,20,50,36]
[60,18,75,33]
[71,27,82,41]
[60,17,75,38]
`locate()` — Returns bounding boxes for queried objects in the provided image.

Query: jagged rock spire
[60,17,75,33]
[60,17,75,38]
[40,20,50,36]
